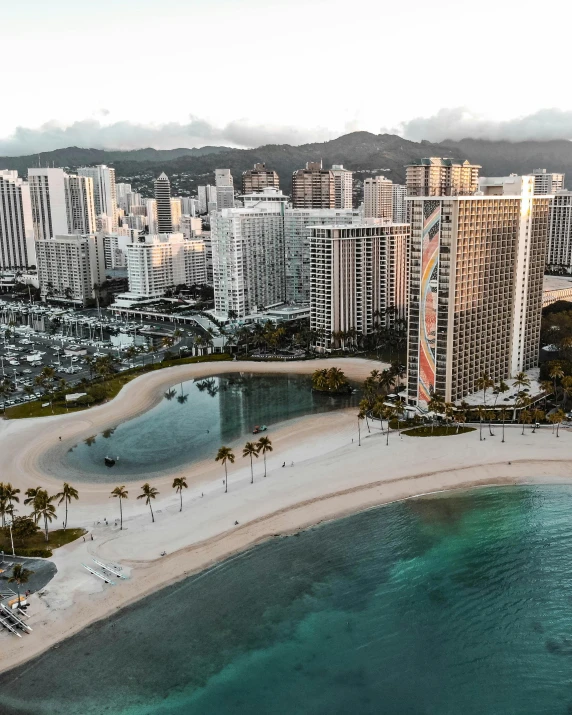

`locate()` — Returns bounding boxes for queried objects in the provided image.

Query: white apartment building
[0,170,35,270]
[145,199,157,234]
[215,169,234,209]
[407,175,550,408]
[77,165,118,228]
[104,233,133,270]
[331,165,353,209]
[171,198,182,232]
[181,215,203,239]
[126,233,206,299]
[64,175,96,234]
[36,234,106,306]
[115,183,132,211]
[546,191,572,272]
[533,168,565,195]
[392,184,408,223]
[364,176,393,219]
[310,222,410,352]
[28,168,69,240]
[284,208,361,304]
[198,185,217,214]
[211,196,285,318]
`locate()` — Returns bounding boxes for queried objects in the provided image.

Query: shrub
[74,394,95,406]
[87,384,107,401]
[13,548,52,558]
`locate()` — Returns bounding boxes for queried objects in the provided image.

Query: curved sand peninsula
[1,356,572,674]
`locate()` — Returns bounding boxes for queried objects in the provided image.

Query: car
[9,360,20,365]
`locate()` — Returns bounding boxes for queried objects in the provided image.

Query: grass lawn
[4,353,232,420]
[0,528,86,558]
[403,425,476,437]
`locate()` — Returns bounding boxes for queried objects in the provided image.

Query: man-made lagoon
[53,372,359,482]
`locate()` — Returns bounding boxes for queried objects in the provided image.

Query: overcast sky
[2,0,572,154]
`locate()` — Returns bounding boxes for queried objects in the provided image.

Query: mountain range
[1,132,571,191]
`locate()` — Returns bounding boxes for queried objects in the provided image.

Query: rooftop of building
[406,157,481,168]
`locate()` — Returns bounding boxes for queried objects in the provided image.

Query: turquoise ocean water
[50,372,358,482]
[2,485,572,714]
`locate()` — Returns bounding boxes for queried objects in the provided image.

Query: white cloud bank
[397,108,572,143]
[0,117,336,156]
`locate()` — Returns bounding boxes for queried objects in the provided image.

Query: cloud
[0,117,336,156]
[396,107,572,143]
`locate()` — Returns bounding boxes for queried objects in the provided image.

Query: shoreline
[1,357,571,676]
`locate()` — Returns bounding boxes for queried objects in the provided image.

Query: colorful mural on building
[418,200,440,404]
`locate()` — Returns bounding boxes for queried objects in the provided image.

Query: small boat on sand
[104,456,116,467]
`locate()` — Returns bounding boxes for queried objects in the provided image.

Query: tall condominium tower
[310,222,410,352]
[36,233,106,306]
[0,171,35,270]
[392,184,408,223]
[546,191,572,272]
[115,183,132,212]
[241,163,280,195]
[364,176,393,219]
[211,192,286,318]
[77,165,117,228]
[284,208,361,304]
[197,185,217,214]
[215,169,234,209]
[291,161,335,209]
[533,168,565,195]
[331,165,353,209]
[154,172,173,233]
[171,198,182,232]
[28,168,69,240]
[406,158,481,197]
[407,175,550,408]
[64,175,96,234]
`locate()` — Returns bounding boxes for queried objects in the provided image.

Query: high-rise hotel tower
[407,171,551,408]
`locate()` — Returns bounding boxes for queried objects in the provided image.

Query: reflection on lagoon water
[51,373,359,482]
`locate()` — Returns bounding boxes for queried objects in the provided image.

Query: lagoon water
[52,373,358,482]
[2,485,572,714]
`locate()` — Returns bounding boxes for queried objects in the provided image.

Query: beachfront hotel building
[310,221,410,352]
[284,208,362,304]
[36,233,106,306]
[0,170,35,270]
[533,168,565,195]
[406,158,481,197]
[406,174,551,408]
[28,168,69,241]
[546,191,572,272]
[211,190,287,318]
[126,233,206,299]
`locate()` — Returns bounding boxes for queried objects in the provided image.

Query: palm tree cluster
[215,436,274,493]
[312,367,350,393]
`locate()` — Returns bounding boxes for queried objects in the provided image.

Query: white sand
[1,356,571,674]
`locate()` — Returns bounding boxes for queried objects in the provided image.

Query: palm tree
[498,408,510,443]
[242,442,259,484]
[531,407,545,433]
[31,490,57,541]
[111,485,128,529]
[2,483,20,517]
[54,482,79,530]
[549,362,564,397]
[383,406,396,446]
[215,446,235,493]
[257,436,273,478]
[476,405,487,441]
[513,371,531,395]
[137,483,159,522]
[476,372,494,406]
[551,408,566,437]
[520,409,533,435]
[24,487,41,507]
[173,477,188,511]
[8,563,34,606]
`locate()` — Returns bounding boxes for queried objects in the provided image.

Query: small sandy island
[1,357,571,674]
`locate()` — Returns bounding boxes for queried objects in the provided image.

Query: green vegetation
[403,425,475,437]
[5,353,232,420]
[312,367,351,393]
[0,525,85,558]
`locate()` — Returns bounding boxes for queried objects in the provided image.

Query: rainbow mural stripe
[418,201,441,405]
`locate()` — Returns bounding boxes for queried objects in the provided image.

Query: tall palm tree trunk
[149,502,154,522]
[119,497,123,530]
[250,455,254,484]
[44,515,49,542]
[263,454,267,477]
[479,419,483,441]
[64,500,68,530]
[179,491,183,512]
[502,418,505,443]
[225,463,228,492]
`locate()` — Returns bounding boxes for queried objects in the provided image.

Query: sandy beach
[1,356,571,674]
